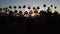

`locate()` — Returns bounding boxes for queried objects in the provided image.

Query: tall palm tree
[24,11,28,17]
[34,10,38,13]
[18,6,21,11]
[54,6,57,13]
[33,7,35,10]
[3,8,5,13]
[43,4,46,11]
[37,6,40,12]
[37,6,40,10]
[14,10,18,13]
[19,11,22,14]
[54,6,57,9]
[28,6,31,10]
[23,5,26,14]
[19,11,23,16]
[50,5,53,7]
[29,10,33,15]
[23,5,26,8]
[53,11,58,16]
[0,8,2,13]
[47,7,51,12]
[9,6,12,11]
[13,6,18,16]
[9,11,13,15]
[14,6,17,10]
[14,10,18,16]
[5,7,8,13]
[0,8,2,11]
[50,5,53,12]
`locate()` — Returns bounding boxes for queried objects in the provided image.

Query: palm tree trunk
[44,7,46,11]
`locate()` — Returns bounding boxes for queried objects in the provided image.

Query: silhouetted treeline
[0,4,60,33]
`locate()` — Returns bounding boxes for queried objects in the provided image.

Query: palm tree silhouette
[29,10,33,14]
[3,8,6,13]
[23,5,26,8]
[53,11,58,16]
[19,11,23,16]
[0,8,2,12]
[14,6,17,10]
[9,6,12,11]
[37,6,40,12]
[47,7,51,12]
[50,5,53,7]
[37,6,40,10]
[33,7,35,10]
[39,10,44,15]
[50,5,53,11]
[28,6,31,11]
[9,11,13,15]
[24,11,28,17]
[14,10,18,13]
[54,6,57,12]
[14,10,18,16]
[0,8,2,11]
[43,4,46,11]
[54,6,57,9]
[34,10,38,13]
[19,11,22,14]
[18,6,21,11]
[34,10,38,16]
[23,5,26,14]
[5,7,8,13]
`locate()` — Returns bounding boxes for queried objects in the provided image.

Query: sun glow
[31,13,36,17]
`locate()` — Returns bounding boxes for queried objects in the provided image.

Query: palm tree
[18,6,21,11]
[37,6,40,10]
[37,6,40,12]
[28,6,31,10]
[29,10,33,14]
[50,5,53,12]
[23,5,26,14]
[9,11,13,15]
[33,7,35,10]
[0,8,2,11]
[5,7,8,13]
[23,5,26,8]
[54,6,57,10]
[3,8,6,13]
[50,5,53,7]
[0,8,2,13]
[53,11,58,16]
[14,10,18,16]
[19,11,23,16]
[9,6,12,11]
[47,7,51,12]
[14,6,17,10]
[14,10,18,13]
[24,11,28,17]
[43,4,46,11]
[34,10,38,13]
[19,11,22,14]
[39,10,44,15]
[54,6,57,14]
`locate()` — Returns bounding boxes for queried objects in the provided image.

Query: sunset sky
[0,0,60,13]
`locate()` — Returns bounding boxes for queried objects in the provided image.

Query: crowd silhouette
[0,4,60,33]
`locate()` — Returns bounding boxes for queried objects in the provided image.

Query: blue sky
[0,0,60,12]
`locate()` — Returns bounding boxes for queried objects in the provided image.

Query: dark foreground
[0,13,60,34]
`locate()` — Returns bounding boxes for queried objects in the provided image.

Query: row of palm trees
[0,4,57,17]
[0,4,57,12]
